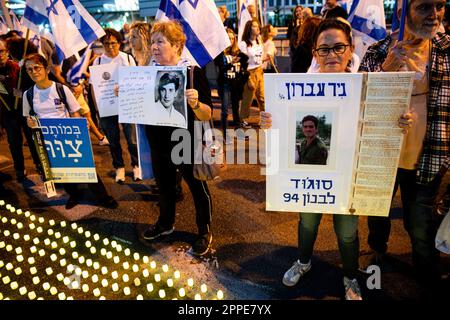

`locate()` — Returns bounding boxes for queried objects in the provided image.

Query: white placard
[118,66,188,129]
[89,64,119,117]
[265,73,363,214]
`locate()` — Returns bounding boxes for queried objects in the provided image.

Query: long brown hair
[295,16,321,48]
[241,19,261,47]
[224,28,240,56]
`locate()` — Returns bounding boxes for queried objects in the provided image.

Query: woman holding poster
[141,21,214,257]
[262,18,363,300]
[261,18,413,300]
[22,53,118,211]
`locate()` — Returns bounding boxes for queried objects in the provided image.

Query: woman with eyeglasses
[261,18,413,300]
[22,53,118,210]
[91,28,141,184]
[262,18,362,300]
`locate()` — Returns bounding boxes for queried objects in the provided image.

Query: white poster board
[265,72,414,217]
[118,66,188,129]
[265,73,363,214]
[89,64,119,117]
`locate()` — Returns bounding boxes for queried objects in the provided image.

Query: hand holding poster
[89,64,119,117]
[40,118,97,183]
[265,73,363,215]
[118,66,187,129]
[265,72,414,216]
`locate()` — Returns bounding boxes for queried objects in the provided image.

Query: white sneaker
[133,166,142,181]
[282,259,311,287]
[343,277,363,300]
[99,136,109,146]
[115,167,125,183]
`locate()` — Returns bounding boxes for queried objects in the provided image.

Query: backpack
[26,82,69,116]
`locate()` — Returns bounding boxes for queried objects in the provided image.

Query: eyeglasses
[25,65,44,73]
[103,41,119,47]
[314,44,350,57]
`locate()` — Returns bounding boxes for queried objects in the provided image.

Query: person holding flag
[347,0,387,60]
[359,0,448,297]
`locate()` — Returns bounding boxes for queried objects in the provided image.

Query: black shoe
[99,196,119,209]
[142,224,174,241]
[192,233,212,256]
[16,170,26,182]
[149,185,160,195]
[239,121,251,129]
[65,197,79,210]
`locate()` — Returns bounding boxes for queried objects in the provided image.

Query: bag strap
[55,82,69,112]
[189,66,218,144]
[26,86,35,116]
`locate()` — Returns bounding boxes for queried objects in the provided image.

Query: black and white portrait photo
[154,70,186,128]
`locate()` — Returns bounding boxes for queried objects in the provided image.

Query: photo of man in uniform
[154,72,186,127]
[295,115,328,165]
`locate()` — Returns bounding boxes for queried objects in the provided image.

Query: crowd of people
[0,0,449,300]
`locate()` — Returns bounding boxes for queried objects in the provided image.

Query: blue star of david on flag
[47,0,59,16]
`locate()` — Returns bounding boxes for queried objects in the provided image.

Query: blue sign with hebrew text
[40,118,97,183]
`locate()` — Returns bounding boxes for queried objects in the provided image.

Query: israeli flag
[22,0,105,63]
[0,16,8,35]
[348,0,387,59]
[66,43,92,85]
[156,0,231,67]
[10,10,22,32]
[238,1,252,42]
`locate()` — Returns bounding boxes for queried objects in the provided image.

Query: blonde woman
[129,22,152,66]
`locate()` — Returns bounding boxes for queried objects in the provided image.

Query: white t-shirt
[239,40,263,70]
[263,40,277,70]
[155,101,186,128]
[23,83,81,118]
[92,51,136,67]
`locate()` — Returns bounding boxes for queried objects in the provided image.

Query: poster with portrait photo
[289,110,337,170]
[118,66,187,129]
[153,70,187,128]
[265,73,363,214]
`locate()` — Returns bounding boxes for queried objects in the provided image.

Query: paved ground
[0,104,449,301]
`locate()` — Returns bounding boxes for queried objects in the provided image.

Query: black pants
[368,168,441,283]
[2,110,40,172]
[151,148,212,235]
[62,175,110,202]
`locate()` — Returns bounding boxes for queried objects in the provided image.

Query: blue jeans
[367,168,441,283]
[298,212,359,279]
[99,115,138,169]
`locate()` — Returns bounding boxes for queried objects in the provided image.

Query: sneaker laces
[289,260,309,276]
[344,278,362,300]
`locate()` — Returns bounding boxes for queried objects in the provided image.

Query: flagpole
[1,0,13,30]
[14,28,30,110]
[398,0,408,41]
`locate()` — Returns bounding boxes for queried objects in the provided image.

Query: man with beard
[359,0,449,297]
